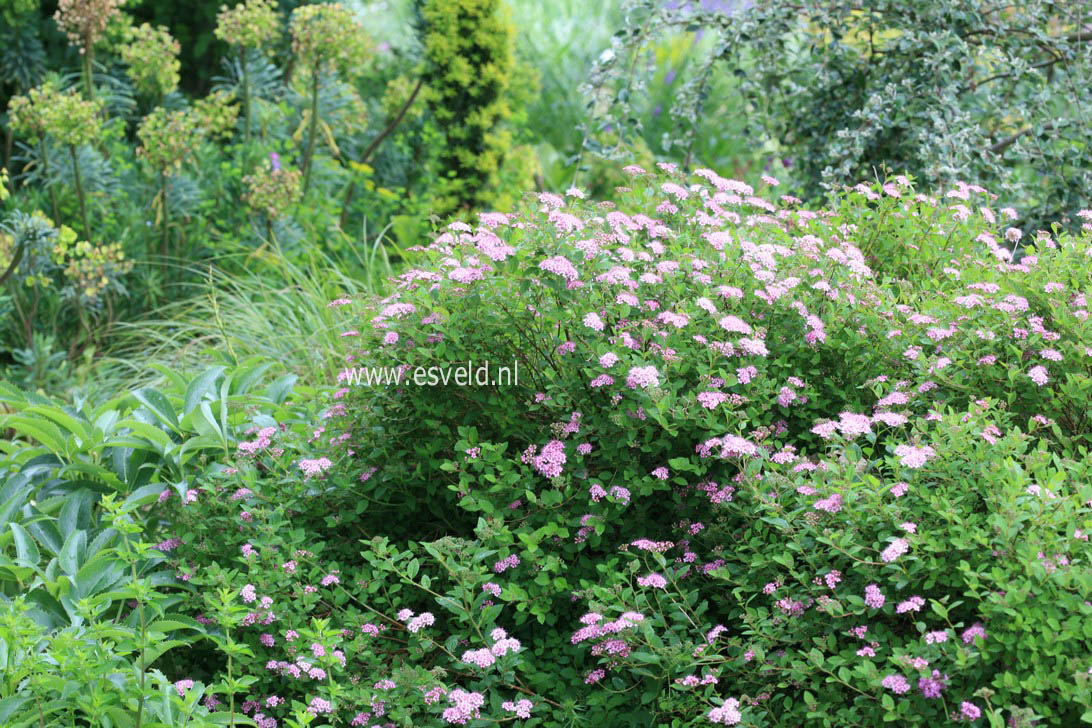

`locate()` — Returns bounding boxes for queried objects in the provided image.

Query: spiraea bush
[133,168,1092,726]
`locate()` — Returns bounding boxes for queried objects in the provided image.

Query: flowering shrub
[135,168,1092,726]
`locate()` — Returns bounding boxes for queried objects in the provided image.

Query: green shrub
[585,0,1092,232]
[416,0,527,217]
[138,169,1092,726]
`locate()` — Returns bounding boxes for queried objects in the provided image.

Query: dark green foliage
[129,0,310,95]
[586,0,1092,231]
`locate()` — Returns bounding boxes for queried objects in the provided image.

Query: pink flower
[502,699,533,719]
[626,365,660,389]
[585,669,605,684]
[637,573,668,589]
[407,612,435,633]
[736,365,757,384]
[1028,365,1050,386]
[813,493,843,513]
[461,648,496,669]
[896,596,925,614]
[894,444,936,469]
[718,315,752,335]
[308,697,332,715]
[960,701,982,720]
[881,538,910,563]
[583,312,605,331]
[494,555,520,573]
[707,698,742,725]
[539,255,580,281]
[961,623,987,644]
[298,457,333,479]
[864,584,885,609]
[881,674,911,694]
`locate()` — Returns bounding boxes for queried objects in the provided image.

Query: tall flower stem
[301,67,320,194]
[240,50,251,143]
[39,141,61,223]
[68,144,90,237]
[159,169,170,265]
[82,50,95,101]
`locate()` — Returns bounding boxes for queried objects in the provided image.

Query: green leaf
[133,388,180,433]
[196,401,224,441]
[58,528,87,577]
[122,483,169,512]
[0,488,30,530]
[0,696,31,722]
[23,405,93,448]
[10,522,40,567]
[26,519,63,556]
[265,374,297,404]
[114,420,173,452]
[183,365,226,416]
[75,552,124,600]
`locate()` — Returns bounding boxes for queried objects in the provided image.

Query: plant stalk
[339,76,425,229]
[241,50,251,143]
[82,49,94,101]
[160,169,170,262]
[68,144,90,237]
[39,140,61,223]
[302,67,320,194]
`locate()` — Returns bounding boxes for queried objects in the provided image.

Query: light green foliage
[190,88,241,140]
[136,107,202,172]
[120,23,181,98]
[242,159,302,220]
[7,81,66,143]
[0,0,37,24]
[214,0,281,51]
[289,3,371,76]
[36,85,103,148]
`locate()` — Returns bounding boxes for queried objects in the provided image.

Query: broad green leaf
[9,522,40,567]
[132,388,180,433]
[58,528,87,576]
[183,365,226,416]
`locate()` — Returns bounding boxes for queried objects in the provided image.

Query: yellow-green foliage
[120,23,181,98]
[214,0,281,50]
[290,3,371,76]
[243,160,302,219]
[191,89,240,140]
[8,82,102,147]
[136,107,202,172]
[418,0,520,216]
